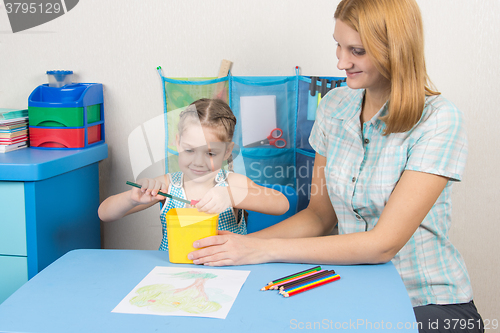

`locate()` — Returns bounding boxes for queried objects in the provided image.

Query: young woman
[188,1,483,331]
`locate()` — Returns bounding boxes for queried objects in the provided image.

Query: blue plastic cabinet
[28,83,105,149]
[0,144,108,303]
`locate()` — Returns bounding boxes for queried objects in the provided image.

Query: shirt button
[364,138,370,144]
[352,177,356,183]
[355,214,362,219]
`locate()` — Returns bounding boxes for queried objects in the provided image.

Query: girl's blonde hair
[334,0,440,134]
[178,98,236,142]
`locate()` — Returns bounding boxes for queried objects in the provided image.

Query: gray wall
[1,0,498,326]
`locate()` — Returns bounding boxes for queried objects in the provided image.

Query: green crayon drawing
[129,271,230,314]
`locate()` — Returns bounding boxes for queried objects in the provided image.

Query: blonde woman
[190,0,483,330]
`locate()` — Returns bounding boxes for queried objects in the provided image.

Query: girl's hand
[188,231,269,266]
[130,178,167,204]
[195,186,232,214]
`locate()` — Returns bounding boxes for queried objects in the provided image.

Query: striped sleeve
[406,97,468,181]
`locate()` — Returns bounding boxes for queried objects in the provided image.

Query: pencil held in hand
[126,181,199,206]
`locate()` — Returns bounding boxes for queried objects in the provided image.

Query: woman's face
[334,20,389,94]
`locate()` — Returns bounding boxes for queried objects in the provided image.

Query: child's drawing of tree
[129,271,225,314]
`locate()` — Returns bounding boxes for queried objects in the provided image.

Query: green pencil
[126,181,199,205]
[267,266,322,285]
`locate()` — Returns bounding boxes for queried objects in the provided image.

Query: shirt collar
[329,88,389,134]
[362,91,389,133]
[328,88,364,121]
[370,102,388,133]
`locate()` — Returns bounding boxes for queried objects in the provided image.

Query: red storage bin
[29,125,101,148]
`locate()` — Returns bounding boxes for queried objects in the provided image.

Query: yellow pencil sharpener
[166,208,219,264]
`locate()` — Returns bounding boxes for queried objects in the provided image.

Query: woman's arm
[188,155,449,266]
[188,153,337,264]
[98,176,168,222]
[262,169,449,265]
[247,153,337,238]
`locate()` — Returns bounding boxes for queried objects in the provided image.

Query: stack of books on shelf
[0,108,29,153]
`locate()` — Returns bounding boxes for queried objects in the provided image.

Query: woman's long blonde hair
[335,0,439,134]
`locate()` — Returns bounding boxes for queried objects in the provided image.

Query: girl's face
[176,124,233,184]
[334,20,390,95]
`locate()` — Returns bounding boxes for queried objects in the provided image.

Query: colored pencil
[267,266,321,285]
[284,274,340,294]
[283,274,341,297]
[261,269,323,291]
[126,181,199,205]
[278,270,335,292]
[279,271,337,294]
[261,267,323,291]
[271,269,327,290]
[278,269,335,289]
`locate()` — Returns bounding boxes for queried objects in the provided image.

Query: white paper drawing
[112,266,250,319]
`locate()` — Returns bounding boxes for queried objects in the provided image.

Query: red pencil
[283,275,340,297]
[281,273,337,295]
[278,270,335,292]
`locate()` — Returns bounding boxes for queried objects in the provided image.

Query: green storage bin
[28,104,101,127]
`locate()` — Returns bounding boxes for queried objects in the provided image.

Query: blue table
[0,249,418,332]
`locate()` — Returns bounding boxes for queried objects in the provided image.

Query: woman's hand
[195,186,232,214]
[130,178,167,205]
[188,231,270,266]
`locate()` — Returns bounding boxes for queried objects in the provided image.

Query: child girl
[98,98,289,250]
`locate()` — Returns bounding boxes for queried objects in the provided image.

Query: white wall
[1,0,498,325]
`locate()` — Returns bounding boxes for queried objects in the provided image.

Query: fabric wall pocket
[295,149,315,211]
[157,68,346,212]
[234,148,295,188]
[297,78,315,151]
[159,75,230,173]
[297,76,346,150]
[231,76,296,151]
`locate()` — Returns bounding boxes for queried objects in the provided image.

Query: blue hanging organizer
[157,66,345,211]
